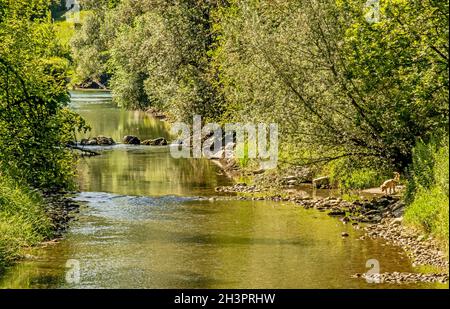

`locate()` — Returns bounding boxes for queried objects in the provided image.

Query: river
[0,90,443,289]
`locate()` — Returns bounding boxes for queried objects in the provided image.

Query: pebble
[353,272,449,284]
[364,223,449,270]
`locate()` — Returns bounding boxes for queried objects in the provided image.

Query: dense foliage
[405,138,449,249]
[0,0,88,268]
[0,0,88,190]
[213,0,448,170]
[73,0,224,121]
[72,0,448,171]
[71,0,448,245]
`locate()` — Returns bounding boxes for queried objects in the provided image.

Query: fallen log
[67,145,101,156]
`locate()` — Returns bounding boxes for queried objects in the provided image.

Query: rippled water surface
[0,91,444,289]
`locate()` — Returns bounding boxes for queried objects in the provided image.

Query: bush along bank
[0,0,89,273]
[404,139,449,255]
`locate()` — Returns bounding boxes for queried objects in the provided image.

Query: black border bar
[0,289,448,307]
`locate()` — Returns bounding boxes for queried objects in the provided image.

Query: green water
[0,91,444,289]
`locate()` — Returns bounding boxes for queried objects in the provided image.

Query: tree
[72,0,225,121]
[212,0,448,171]
[0,0,88,189]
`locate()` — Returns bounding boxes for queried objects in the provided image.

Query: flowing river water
[0,91,444,289]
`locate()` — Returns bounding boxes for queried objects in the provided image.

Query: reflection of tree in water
[78,104,169,142]
[78,149,231,196]
[74,94,231,196]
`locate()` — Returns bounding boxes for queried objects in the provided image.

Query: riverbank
[42,191,80,238]
[0,175,48,271]
[213,179,449,284]
[0,174,79,272]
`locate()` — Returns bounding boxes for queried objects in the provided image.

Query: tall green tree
[72,0,225,121]
[212,0,448,171]
[0,0,88,189]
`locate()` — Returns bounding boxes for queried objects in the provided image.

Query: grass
[404,140,449,254]
[405,187,449,248]
[338,168,385,190]
[0,174,52,271]
[327,158,390,191]
[54,20,76,47]
[238,142,251,168]
[53,10,91,48]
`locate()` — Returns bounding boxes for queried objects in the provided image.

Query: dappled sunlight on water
[1,91,445,289]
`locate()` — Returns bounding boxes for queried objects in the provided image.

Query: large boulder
[95,136,115,145]
[123,135,140,145]
[142,137,168,146]
[80,136,115,146]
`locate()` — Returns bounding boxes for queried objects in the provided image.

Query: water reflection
[1,195,444,289]
[76,147,230,197]
[70,91,231,196]
[0,91,446,289]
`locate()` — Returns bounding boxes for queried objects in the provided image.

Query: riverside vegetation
[0,0,448,276]
[71,0,448,253]
[0,0,88,270]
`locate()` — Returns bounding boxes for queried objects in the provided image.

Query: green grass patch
[53,10,91,48]
[404,139,449,254]
[237,140,260,170]
[338,168,383,190]
[54,20,76,47]
[237,142,251,168]
[0,174,52,271]
[327,158,389,191]
[405,186,449,252]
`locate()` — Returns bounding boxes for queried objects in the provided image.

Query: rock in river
[96,136,115,145]
[123,135,141,145]
[81,136,115,146]
[142,137,168,146]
